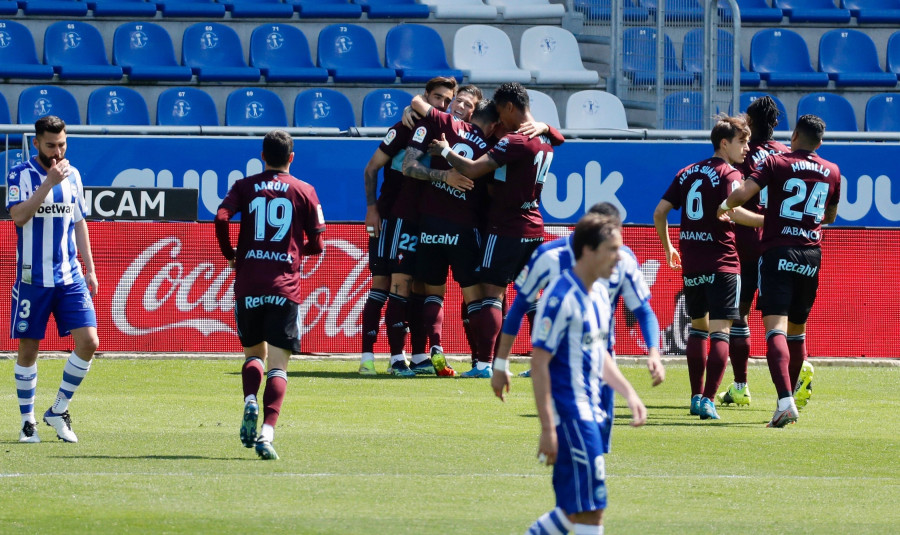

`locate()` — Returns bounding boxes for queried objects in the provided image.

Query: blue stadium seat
[357,0,429,18]
[421,0,498,19]
[663,91,703,130]
[362,89,411,127]
[158,0,225,18]
[864,93,900,131]
[293,88,355,129]
[572,0,650,22]
[0,91,10,127]
[292,0,363,18]
[0,20,55,79]
[773,0,851,22]
[723,0,784,22]
[250,24,328,83]
[750,29,829,87]
[88,0,158,17]
[18,85,81,125]
[842,0,900,23]
[157,87,218,126]
[623,27,694,86]
[182,23,260,82]
[385,24,463,83]
[225,88,287,127]
[886,31,900,80]
[737,92,790,131]
[640,0,704,21]
[113,22,193,82]
[797,93,858,131]
[23,0,89,16]
[44,21,123,80]
[219,0,293,18]
[87,86,150,125]
[0,92,22,146]
[682,28,760,87]
[317,24,396,83]
[0,1,18,15]
[1,150,26,172]
[485,0,566,19]
[819,29,897,87]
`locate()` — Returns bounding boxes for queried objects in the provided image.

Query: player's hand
[491,369,512,402]
[666,248,682,270]
[85,270,98,297]
[47,158,71,186]
[717,207,734,222]
[518,120,549,139]
[537,428,558,466]
[401,105,420,129]
[626,394,647,427]
[428,134,450,156]
[646,349,665,386]
[365,206,381,238]
[444,169,474,192]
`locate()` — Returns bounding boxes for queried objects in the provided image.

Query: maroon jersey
[375,120,413,218]
[749,150,841,249]
[390,118,428,221]
[217,170,325,302]
[485,132,554,238]
[662,157,743,274]
[407,107,490,227]
[733,139,790,257]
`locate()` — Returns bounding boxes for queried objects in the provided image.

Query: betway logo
[542,161,626,221]
[36,203,74,216]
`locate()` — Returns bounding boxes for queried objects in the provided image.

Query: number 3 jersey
[5,157,87,287]
[217,170,325,302]
[748,150,841,249]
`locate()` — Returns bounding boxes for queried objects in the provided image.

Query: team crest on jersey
[514,265,529,286]
[7,185,18,201]
[16,320,28,333]
[412,126,427,143]
[547,296,559,308]
[383,128,397,145]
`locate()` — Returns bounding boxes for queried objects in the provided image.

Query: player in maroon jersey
[654,115,761,421]
[717,96,791,408]
[719,114,840,428]
[215,130,326,460]
[358,77,458,376]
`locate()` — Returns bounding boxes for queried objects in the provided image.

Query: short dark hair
[457,84,483,102]
[746,95,780,142]
[493,82,529,112]
[710,114,749,151]
[425,76,458,95]
[573,213,619,260]
[587,202,621,219]
[795,114,826,146]
[262,129,293,168]
[471,99,499,125]
[35,115,66,137]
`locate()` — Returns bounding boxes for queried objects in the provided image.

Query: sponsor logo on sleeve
[7,185,19,202]
[536,317,552,341]
[383,129,397,145]
[514,265,529,286]
[412,126,427,144]
[316,204,325,225]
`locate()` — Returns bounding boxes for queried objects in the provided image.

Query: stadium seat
[385,24,464,83]
[420,0,498,19]
[250,24,328,83]
[23,0,89,16]
[864,93,900,131]
[113,22,193,82]
[819,29,897,87]
[158,0,225,17]
[721,0,784,22]
[682,28,760,87]
[0,1,17,15]
[88,0,158,17]
[0,150,26,171]
[572,0,650,22]
[225,88,287,128]
[736,92,790,131]
[219,0,293,18]
[565,90,628,129]
[797,93,858,131]
[452,25,531,83]
[885,31,900,80]
[640,0,704,21]
[87,86,150,126]
[622,27,694,86]
[750,29,829,87]
[485,0,565,19]
[44,21,123,80]
[525,89,561,129]
[519,26,599,85]
[842,0,900,23]
[293,88,355,130]
[361,89,412,127]
[292,0,362,18]
[356,0,430,18]
[18,85,81,125]
[157,87,218,126]
[0,92,11,131]
[317,24,397,83]
[773,0,851,22]
[663,91,703,130]
[182,23,260,82]
[0,20,55,79]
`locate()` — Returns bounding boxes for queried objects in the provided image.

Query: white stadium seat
[565,90,629,129]
[520,26,600,85]
[527,89,561,129]
[453,25,532,83]
[486,0,566,20]
[420,0,498,19]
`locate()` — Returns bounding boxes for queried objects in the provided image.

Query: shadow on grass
[53,454,252,461]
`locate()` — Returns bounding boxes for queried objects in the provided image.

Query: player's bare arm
[401,146,474,191]
[717,179,762,218]
[74,219,98,296]
[724,206,764,227]
[428,134,499,178]
[653,199,682,270]
[364,149,391,238]
[823,204,838,225]
[8,158,71,227]
[531,347,558,465]
[601,352,647,426]
[409,94,432,118]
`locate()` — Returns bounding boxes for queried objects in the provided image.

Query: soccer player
[718,114,840,427]
[215,130,326,459]
[527,213,646,535]
[7,115,99,444]
[653,115,760,420]
[491,202,666,401]
[359,77,458,376]
[717,96,790,408]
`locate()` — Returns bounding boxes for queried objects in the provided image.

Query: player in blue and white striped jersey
[526,213,646,535]
[6,116,99,444]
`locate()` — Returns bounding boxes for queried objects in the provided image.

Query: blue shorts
[553,417,608,515]
[10,278,97,339]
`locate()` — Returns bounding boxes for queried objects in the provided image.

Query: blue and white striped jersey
[532,269,613,425]
[5,157,86,287]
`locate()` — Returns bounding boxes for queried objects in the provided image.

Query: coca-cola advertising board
[0,223,897,357]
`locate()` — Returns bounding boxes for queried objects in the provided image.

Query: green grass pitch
[1,358,897,534]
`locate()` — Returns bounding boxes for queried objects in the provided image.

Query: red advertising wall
[1,222,896,357]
